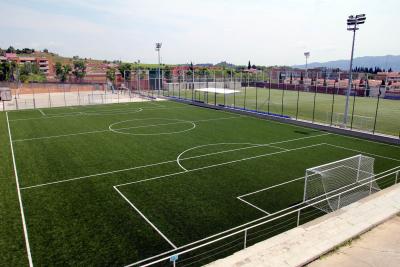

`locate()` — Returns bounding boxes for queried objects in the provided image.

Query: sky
[0,0,399,66]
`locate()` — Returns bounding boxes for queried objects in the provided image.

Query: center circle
[109,118,196,136]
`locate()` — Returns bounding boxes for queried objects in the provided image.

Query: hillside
[293,55,400,71]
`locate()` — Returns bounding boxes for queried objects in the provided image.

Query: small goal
[303,154,380,213]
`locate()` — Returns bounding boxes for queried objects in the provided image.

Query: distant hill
[293,55,400,71]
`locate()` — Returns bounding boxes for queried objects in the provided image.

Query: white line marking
[6,112,34,267]
[38,109,46,116]
[8,105,192,122]
[109,118,196,136]
[13,129,111,142]
[176,142,288,171]
[237,197,270,215]
[13,116,240,142]
[323,143,400,162]
[20,159,177,190]
[113,186,177,249]
[238,175,306,198]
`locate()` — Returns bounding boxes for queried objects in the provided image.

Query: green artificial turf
[165,87,400,136]
[2,100,399,266]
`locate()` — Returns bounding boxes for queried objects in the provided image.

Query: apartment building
[4,53,51,75]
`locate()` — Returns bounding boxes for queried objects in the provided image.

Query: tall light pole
[155,42,162,91]
[343,14,366,126]
[304,52,310,80]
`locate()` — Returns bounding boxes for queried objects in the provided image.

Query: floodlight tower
[155,42,162,91]
[343,14,366,126]
[304,52,310,79]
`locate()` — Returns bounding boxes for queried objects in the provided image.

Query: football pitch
[167,87,400,136]
[1,100,400,266]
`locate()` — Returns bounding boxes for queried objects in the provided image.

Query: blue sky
[1,0,399,66]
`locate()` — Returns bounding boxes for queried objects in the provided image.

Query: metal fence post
[32,85,36,109]
[63,86,67,107]
[244,86,247,110]
[395,171,399,184]
[47,84,52,108]
[255,83,258,111]
[296,84,300,120]
[369,180,373,194]
[223,73,226,106]
[281,83,285,116]
[233,76,236,108]
[77,85,81,106]
[372,89,381,134]
[312,84,317,123]
[337,194,341,210]
[350,85,356,129]
[244,229,247,249]
[330,83,336,126]
[296,209,301,226]
[268,75,271,114]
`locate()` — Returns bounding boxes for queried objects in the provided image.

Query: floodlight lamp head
[304,52,310,58]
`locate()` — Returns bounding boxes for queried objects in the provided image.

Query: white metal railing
[132,167,400,267]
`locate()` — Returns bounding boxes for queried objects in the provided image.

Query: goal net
[303,154,380,213]
[329,112,374,132]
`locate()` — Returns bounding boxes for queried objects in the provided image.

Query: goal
[303,154,380,213]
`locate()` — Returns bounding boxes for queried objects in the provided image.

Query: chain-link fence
[0,81,153,111]
[2,70,399,138]
[159,71,399,138]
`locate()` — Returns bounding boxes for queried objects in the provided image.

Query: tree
[290,73,293,84]
[72,60,86,81]
[43,48,49,53]
[6,46,16,53]
[106,67,116,83]
[0,62,12,81]
[251,64,256,69]
[55,62,71,82]
[118,63,132,81]
[164,66,172,80]
[388,67,393,72]
[18,62,46,83]
[248,61,251,70]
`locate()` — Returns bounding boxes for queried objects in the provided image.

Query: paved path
[308,215,400,267]
[207,183,400,267]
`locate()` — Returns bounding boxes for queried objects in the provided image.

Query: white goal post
[303,154,380,213]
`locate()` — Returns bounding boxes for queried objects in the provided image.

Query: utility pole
[155,43,162,92]
[304,52,310,80]
[344,14,366,126]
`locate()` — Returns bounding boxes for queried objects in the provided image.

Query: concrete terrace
[207,183,400,267]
